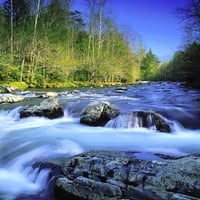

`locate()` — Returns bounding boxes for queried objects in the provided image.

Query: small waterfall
[0,166,50,200]
[169,120,185,132]
[106,111,157,129]
[106,111,185,133]
[0,147,52,200]
[0,139,83,200]
[7,106,24,119]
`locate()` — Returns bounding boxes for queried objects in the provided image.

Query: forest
[0,0,199,89]
[159,0,200,88]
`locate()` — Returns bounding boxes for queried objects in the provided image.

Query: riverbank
[0,81,129,93]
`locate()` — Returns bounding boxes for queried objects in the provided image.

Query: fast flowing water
[0,82,200,199]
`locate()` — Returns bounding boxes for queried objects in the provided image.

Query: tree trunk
[10,0,13,55]
[20,56,25,81]
[34,0,41,38]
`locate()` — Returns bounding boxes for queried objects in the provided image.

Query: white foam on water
[0,139,83,200]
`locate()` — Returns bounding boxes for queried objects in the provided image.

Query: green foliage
[0,54,19,82]
[159,42,200,87]
[7,81,28,91]
[140,49,159,80]
[183,42,200,83]
[0,0,151,88]
[163,0,200,87]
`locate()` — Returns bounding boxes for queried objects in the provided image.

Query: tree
[183,42,200,83]
[140,49,159,80]
[0,0,146,87]
[163,0,200,85]
[0,6,9,52]
[177,0,200,44]
[3,0,30,53]
[84,0,111,82]
[3,0,29,22]
[159,42,200,86]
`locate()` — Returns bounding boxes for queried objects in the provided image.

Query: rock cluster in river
[80,101,171,132]
[1,89,171,133]
[80,101,119,126]
[20,98,64,119]
[55,150,200,200]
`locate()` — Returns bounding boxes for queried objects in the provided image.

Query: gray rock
[56,176,122,200]
[0,94,25,104]
[20,98,64,119]
[80,101,119,126]
[55,150,200,200]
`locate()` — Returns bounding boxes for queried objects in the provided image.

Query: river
[0,82,200,200]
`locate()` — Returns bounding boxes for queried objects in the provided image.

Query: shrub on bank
[7,81,28,91]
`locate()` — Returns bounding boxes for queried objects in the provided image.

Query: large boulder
[106,111,171,133]
[20,98,64,119]
[80,101,119,126]
[0,94,25,104]
[55,150,200,200]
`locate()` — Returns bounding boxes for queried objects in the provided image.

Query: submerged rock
[114,86,128,93]
[55,150,200,200]
[80,101,119,126]
[20,98,64,119]
[4,86,19,93]
[0,94,25,104]
[106,111,171,133]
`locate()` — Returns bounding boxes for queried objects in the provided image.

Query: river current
[0,82,200,199]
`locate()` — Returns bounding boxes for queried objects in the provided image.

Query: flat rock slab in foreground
[55,151,200,200]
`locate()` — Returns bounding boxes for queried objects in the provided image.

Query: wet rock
[20,98,64,119]
[194,97,200,101]
[55,151,200,200]
[80,101,119,126]
[138,111,171,133]
[0,94,25,104]
[36,91,59,98]
[115,86,128,93]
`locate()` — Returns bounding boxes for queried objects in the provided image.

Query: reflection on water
[0,82,200,199]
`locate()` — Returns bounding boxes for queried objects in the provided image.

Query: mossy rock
[6,81,28,92]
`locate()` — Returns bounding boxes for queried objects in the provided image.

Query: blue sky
[72,0,189,61]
